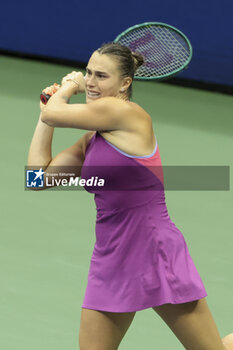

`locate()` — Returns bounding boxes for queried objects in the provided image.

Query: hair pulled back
[97,42,144,99]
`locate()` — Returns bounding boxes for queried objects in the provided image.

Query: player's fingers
[43,85,54,94]
[61,71,81,85]
[43,83,60,95]
[61,75,74,85]
[52,83,60,93]
[40,83,60,105]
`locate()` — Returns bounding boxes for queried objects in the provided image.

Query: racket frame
[114,21,193,80]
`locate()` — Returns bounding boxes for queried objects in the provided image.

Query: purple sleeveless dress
[80,131,207,312]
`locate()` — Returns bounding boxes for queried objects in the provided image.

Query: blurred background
[0,0,233,91]
[0,1,232,350]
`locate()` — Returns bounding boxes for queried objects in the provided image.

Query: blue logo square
[26,169,45,188]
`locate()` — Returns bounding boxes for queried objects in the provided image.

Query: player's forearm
[40,81,79,127]
[27,114,54,167]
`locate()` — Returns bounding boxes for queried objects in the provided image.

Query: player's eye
[97,73,107,78]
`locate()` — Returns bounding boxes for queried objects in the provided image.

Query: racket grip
[40,83,60,104]
[40,92,51,104]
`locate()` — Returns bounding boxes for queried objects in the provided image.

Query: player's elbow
[41,109,55,126]
[40,109,49,124]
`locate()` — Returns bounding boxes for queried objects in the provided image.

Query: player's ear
[120,77,132,93]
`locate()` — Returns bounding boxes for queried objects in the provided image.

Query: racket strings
[141,26,190,76]
[117,25,191,78]
[153,27,189,73]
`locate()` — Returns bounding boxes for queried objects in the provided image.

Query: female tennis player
[28,43,233,350]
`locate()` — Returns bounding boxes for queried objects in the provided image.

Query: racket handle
[40,83,60,104]
[40,92,51,104]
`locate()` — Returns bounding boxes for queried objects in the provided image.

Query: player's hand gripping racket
[40,22,192,103]
[40,83,61,105]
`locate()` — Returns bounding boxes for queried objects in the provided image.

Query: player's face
[85,51,125,103]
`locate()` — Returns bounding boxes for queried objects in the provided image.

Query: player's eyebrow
[86,67,108,75]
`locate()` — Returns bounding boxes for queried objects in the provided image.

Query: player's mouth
[87,90,101,99]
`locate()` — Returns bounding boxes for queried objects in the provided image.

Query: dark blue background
[0,0,232,86]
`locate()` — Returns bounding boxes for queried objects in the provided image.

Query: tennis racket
[40,22,192,103]
[114,22,192,80]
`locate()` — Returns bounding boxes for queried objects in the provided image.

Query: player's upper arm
[49,130,95,166]
[29,131,95,190]
[41,97,136,131]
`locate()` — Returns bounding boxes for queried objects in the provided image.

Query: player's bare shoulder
[127,101,152,125]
